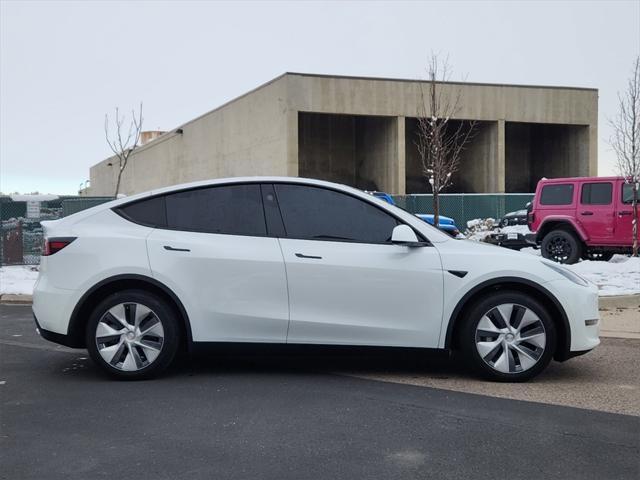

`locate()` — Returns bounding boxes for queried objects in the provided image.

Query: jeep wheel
[541,229,582,264]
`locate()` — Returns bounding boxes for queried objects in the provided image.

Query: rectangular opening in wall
[298,112,398,192]
[505,122,589,193]
[405,118,494,194]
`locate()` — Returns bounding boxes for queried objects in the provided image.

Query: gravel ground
[341,337,640,416]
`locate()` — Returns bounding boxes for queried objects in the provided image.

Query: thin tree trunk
[633,184,639,257]
[434,192,440,228]
[114,168,124,197]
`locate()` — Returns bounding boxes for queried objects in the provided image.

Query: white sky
[1,0,639,194]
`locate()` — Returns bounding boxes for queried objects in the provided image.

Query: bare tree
[104,103,143,197]
[609,56,640,257]
[415,54,476,227]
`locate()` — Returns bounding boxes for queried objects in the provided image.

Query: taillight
[42,237,76,256]
[527,212,535,227]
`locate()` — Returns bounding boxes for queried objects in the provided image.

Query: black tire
[583,251,614,262]
[541,229,582,264]
[459,291,556,382]
[85,289,180,380]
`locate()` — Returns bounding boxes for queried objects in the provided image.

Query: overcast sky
[1,0,639,194]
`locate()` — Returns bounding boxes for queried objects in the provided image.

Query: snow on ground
[0,266,39,295]
[565,256,640,297]
[464,220,640,296]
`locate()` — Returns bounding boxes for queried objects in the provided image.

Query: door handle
[164,245,191,252]
[580,211,593,216]
[295,253,322,259]
[618,211,632,216]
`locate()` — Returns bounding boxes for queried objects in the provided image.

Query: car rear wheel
[86,290,180,380]
[460,291,556,382]
[541,229,582,264]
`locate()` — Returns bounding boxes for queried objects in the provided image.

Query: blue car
[370,192,461,237]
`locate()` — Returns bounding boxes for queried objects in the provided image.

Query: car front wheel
[86,290,180,380]
[460,291,556,382]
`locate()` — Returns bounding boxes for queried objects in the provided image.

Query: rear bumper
[32,273,83,347]
[33,312,82,348]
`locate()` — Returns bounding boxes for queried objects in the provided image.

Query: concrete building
[88,72,598,196]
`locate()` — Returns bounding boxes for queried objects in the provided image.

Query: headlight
[541,260,590,287]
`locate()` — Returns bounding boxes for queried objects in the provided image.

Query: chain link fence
[392,193,534,230]
[1,197,113,266]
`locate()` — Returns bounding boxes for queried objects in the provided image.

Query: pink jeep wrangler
[528,176,635,264]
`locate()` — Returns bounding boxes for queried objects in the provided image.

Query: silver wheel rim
[95,302,164,372]
[475,303,546,374]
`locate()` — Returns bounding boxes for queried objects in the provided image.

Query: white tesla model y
[33,177,600,381]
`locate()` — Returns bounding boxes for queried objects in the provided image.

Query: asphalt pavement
[1,305,638,480]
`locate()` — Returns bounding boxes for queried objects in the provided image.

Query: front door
[272,183,444,348]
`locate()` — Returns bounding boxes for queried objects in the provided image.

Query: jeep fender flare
[536,216,589,242]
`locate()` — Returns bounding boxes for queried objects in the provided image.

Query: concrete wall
[88,72,598,196]
[90,76,291,196]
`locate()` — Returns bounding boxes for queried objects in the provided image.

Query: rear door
[616,181,635,245]
[143,183,289,343]
[578,181,615,243]
[272,183,444,348]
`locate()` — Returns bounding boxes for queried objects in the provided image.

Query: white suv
[33,177,600,381]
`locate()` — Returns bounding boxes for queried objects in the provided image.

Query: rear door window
[581,182,612,205]
[540,184,574,205]
[164,184,267,236]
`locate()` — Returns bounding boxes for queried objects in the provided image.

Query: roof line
[284,71,598,92]
[129,72,289,153]
[114,70,597,156]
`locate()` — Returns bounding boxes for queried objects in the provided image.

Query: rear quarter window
[622,183,634,204]
[540,184,574,205]
[116,196,167,227]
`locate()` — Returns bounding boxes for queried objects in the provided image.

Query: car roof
[538,176,622,184]
[108,177,374,207]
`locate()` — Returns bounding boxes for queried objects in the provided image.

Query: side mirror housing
[391,225,425,246]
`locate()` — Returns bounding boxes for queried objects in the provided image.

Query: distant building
[88,72,598,196]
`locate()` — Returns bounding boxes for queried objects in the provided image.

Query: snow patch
[0,266,39,295]
[564,256,640,296]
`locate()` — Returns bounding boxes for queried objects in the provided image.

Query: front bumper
[545,279,600,357]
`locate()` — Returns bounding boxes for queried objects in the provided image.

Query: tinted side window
[581,183,612,205]
[274,184,398,243]
[165,184,266,236]
[622,183,634,204]
[540,184,574,205]
[118,196,167,227]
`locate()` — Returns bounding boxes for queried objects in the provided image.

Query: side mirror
[391,225,423,246]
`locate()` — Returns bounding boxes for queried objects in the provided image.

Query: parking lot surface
[1,305,638,480]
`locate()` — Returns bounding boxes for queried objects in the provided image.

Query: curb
[598,294,640,310]
[0,294,33,305]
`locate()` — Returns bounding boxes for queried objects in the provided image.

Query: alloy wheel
[95,302,165,371]
[475,303,546,374]
[546,236,571,263]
